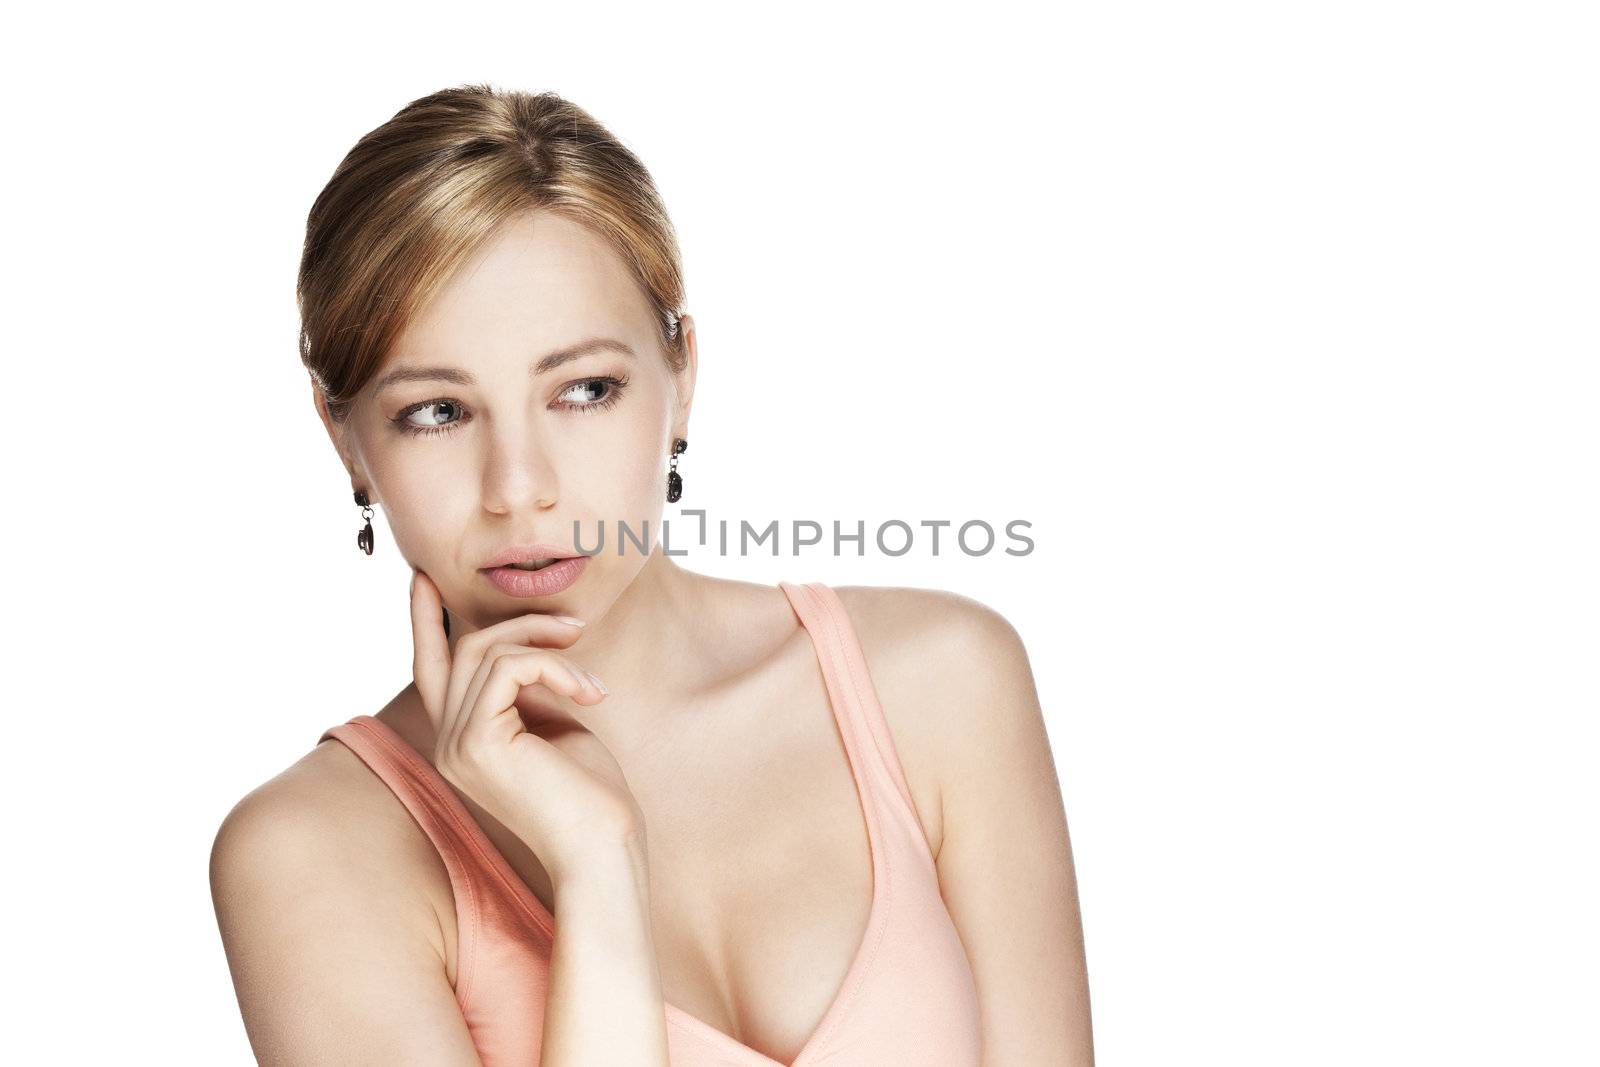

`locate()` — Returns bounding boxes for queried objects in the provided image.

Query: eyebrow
[373,337,637,394]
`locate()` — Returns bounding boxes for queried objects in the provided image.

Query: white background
[5,1,1595,1063]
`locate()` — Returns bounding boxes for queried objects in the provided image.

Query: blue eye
[558,375,629,412]
[394,399,466,437]
[390,375,630,438]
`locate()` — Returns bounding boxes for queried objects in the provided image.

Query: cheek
[364,452,479,558]
[564,384,676,507]
[563,424,668,518]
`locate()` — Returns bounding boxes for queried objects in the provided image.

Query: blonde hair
[298,83,688,423]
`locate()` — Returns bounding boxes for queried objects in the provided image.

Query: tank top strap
[317,716,492,945]
[778,581,926,835]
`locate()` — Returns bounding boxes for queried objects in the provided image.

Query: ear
[311,377,361,485]
[673,312,699,437]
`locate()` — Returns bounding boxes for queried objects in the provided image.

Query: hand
[409,569,645,881]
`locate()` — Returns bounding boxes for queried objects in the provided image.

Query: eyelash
[391,375,630,437]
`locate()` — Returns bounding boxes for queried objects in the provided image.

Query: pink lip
[481,554,589,597]
[481,542,582,570]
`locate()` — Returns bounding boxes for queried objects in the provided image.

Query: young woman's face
[320,209,695,630]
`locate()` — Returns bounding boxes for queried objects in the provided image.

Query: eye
[389,376,629,439]
[556,374,629,413]
[393,399,467,437]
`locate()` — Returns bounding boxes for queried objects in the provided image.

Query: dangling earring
[354,489,376,555]
[666,437,688,502]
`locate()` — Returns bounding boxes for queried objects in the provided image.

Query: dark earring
[354,489,375,555]
[666,437,688,502]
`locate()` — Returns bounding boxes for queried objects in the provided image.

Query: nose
[480,422,558,514]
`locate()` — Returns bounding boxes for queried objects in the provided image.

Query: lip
[480,543,584,570]
[481,554,589,597]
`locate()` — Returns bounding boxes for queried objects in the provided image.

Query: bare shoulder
[831,583,1025,657]
[828,584,1035,859]
[830,584,1032,708]
[210,736,452,962]
[209,736,469,1062]
[215,735,398,843]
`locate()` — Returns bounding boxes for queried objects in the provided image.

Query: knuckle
[485,652,526,687]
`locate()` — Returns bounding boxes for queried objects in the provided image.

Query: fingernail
[554,615,586,627]
[586,671,609,695]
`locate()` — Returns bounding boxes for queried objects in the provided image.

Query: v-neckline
[355,580,890,1067]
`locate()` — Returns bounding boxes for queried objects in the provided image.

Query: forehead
[391,210,651,362]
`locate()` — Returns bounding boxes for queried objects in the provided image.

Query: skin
[210,208,1094,1065]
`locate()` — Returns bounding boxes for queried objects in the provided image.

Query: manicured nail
[554,615,586,626]
[586,671,609,695]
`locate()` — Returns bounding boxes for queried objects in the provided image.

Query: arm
[930,600,1095,1064]
[538,832,671,1066]
[210,781,482,1066]
[213,773,673,1066]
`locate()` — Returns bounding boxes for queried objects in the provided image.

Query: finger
[443,614,589,741]
[409,569,451,733]
[458,649,603,755]
[457,643,605,740]
[474,610,589,651]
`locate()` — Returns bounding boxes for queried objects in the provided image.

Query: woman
[210,84,1093,1066]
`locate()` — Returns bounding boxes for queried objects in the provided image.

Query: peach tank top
[319,580,982,1066]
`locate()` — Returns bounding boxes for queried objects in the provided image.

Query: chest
[433,669,931,1064]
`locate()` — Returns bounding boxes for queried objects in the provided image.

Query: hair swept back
[298,83,688,422]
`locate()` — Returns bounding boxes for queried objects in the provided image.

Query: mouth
[480,544,583,571]
[480,551,590,597]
